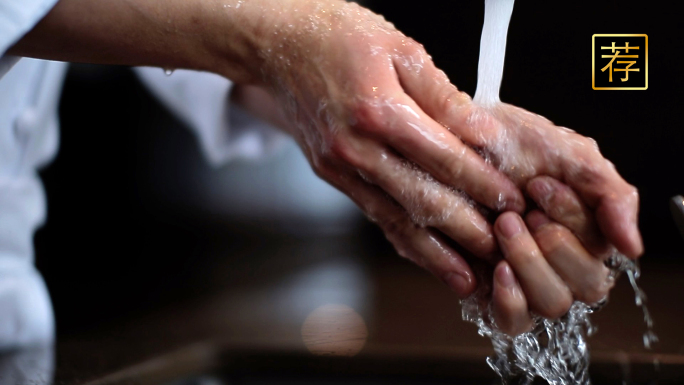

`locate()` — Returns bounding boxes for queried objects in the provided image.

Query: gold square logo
[592,34,648,90]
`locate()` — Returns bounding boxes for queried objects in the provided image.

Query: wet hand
[255,0,529,297]
[491,178,617,336]
[444,103,641,260]
[365,29,641,307]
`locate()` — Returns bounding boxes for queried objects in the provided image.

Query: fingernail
[498,214,523,239]
[495,263,516,289]
[445,272,472,298]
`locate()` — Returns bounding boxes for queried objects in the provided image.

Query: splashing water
[463,0,657,384]
[462,253,653,385]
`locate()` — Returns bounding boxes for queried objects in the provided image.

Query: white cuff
[0,0,59,78]
[134,67,287,167]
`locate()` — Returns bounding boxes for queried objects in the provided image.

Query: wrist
[200,0,295,85]
[204,0,337,86]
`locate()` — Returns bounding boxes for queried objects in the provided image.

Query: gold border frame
[592,34,648,90]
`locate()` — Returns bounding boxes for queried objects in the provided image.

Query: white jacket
[0,0,284,350]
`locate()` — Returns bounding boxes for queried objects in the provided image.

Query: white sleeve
[134,67,287,167]
[0,0,59,78]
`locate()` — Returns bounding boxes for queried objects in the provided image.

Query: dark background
[34,1,684,335]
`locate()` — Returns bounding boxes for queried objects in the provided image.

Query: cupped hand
[384,33,641,259]
[411,97,642,259]
[251,0,640,307]
[491,177,619,336]
[255,0,529,297]
[397,59,642,326]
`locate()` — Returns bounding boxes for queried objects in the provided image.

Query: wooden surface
[3,223,684,384]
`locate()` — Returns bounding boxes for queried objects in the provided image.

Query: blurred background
[24,1,684,384]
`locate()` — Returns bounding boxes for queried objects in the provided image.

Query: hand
[491,177,617,336]
[220,0,641,308]
[11,0,640,303]
[419,101,642,259]
[252,0,530,297]
[454,104,642,334]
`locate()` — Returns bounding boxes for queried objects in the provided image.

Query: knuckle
[386,236,414,264]
[609,182,639,209]
[627,184,640,200]
[312,165,333,181]
[350,99,387,135]
[578,136,599,151]
[329,135,363,169]
[588,137,601,152]
[403,38,426,54]
[441,89,471,120]
[576,161,605,185]
[438,145,468,181]
[382,212,411,238]
[311,156,337,181]
[473,232,498,259]
[408,37,426,51]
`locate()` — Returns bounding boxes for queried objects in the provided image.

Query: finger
[595,181,642,259]
[352,82,524,213]
[560,153,643,259]
[494,212,573,319]
[393,47,642,260]
[526,211,614,305]
[352,94,524,213]
[390,41,499,148]
[339,137,498,259]
[337,168,478,298]
[526,176,610,257]
[389,42,641,258]
[492,260,534,336]
[372,156,499,260]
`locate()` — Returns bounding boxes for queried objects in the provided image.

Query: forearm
[7,0,285,84]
